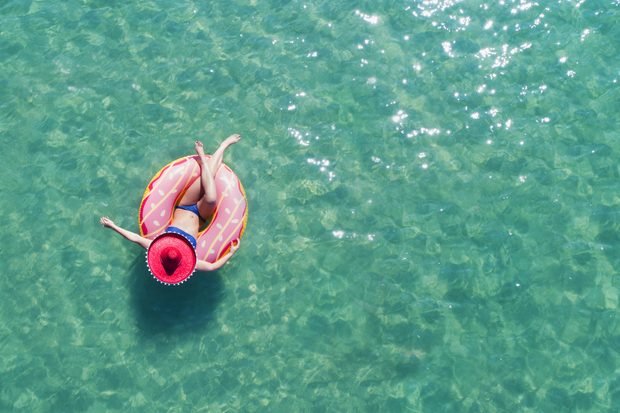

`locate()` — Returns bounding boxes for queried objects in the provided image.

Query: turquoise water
[1,0,620,411]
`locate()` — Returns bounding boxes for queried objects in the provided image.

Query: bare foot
[194,140,206,157]
[195,141,213,176]
[222,134,241,148]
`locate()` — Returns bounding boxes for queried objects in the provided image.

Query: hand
[100,216,115,228]
[230,239,240,253]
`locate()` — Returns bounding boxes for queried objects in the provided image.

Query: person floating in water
[100,134,241,273]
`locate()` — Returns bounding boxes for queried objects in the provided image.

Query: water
[1,0,619,411]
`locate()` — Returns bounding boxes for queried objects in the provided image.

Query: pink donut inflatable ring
[138,155,248,274]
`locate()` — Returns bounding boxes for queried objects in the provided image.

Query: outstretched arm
[196,240,240,272]
[100,216,151,250]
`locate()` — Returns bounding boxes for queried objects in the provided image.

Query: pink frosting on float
[139,155,247,263]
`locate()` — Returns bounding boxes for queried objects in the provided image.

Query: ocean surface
[1,0,619,411]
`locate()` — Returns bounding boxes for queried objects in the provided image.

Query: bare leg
[195,141,217,212]
[194,135,241,220]
[207,134,241,174]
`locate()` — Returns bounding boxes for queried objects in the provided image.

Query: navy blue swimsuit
[165,226,197,249]
[176,203,205,220]
[165,203,204,249]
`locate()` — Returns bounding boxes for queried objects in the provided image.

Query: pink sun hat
[146,232,197,285]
